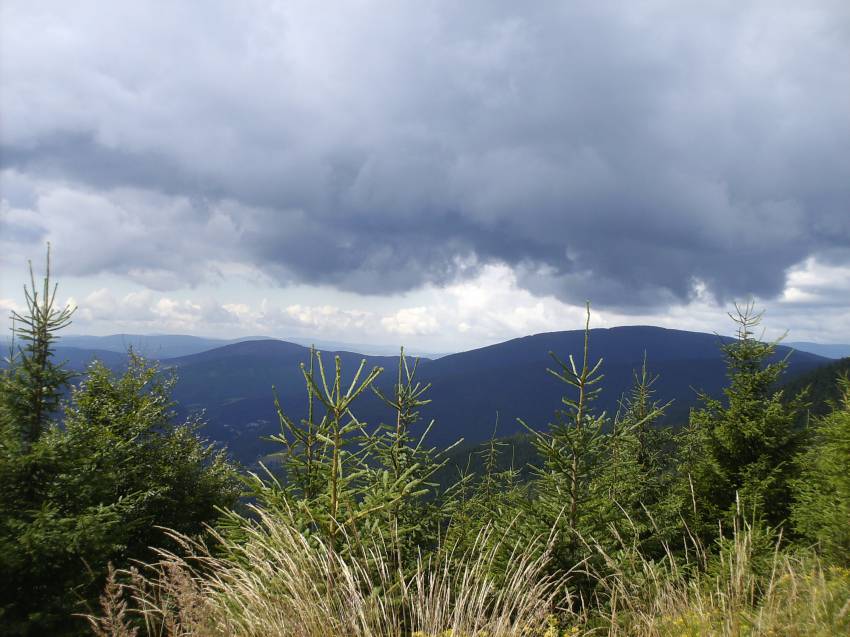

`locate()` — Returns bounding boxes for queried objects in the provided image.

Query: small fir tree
[679,302,807,539]
[366,348,458,559]
[249,350,383,553]
[0,246,74,449]
[445,417,532,583]
[791,375,850,564]
[0,253,239,637]
[247,348,457,563]
[518,303,612,584]
[589,356,677,555]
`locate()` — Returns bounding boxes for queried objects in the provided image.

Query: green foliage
[498,306,675,595]
[679,302,807,537]
[783,355,850,417]
[791,375,850,564]
[442,305,681,605]
[446,419,533,579]
[0,354,241,636]
[243,350,384,552]
[590,357,678,554]
[244,347,454,570]
[519,303,612,575]
[366,349,458,557]
[434,432,540,491]
[0,254,240,636]
[0,247,74,449]
[60,355,241,556]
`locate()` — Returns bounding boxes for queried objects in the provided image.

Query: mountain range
[9,333,443,360]
[786,341,850,360]
[3,327,839,466]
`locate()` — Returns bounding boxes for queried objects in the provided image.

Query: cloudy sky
[2,1,849,352]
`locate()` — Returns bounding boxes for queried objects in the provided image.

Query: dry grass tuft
[588,518,850,636]
[90,506,569,637]
[87,564,139,637]
[89,512,850,636]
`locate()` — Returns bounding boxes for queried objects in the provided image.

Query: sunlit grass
[587,517,850,636]
[89,505,569,637]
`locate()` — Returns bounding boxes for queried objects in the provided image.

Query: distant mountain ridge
[3,333,442,360]
[50,334,272,359]
[163,326,828,464]
[787,342,850,360]
[2,327,832,465]
[4,330,843,362]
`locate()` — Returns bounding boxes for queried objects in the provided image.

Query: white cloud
[0,172,255,291]
[283,304,372,332]
[381,307,439,336]
[2,255,849,351]
[0,298,22,316]
[781,258,850,306]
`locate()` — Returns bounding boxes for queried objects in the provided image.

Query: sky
[1,1,849,353]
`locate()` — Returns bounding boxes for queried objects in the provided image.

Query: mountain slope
[437,352,850,488]
[414,326,825,445]
[56,334,267,359]
[783,357,850,416]
[166,341,406,463]
[164,326,828,465]
[787,342,850,360]
[0,346,128,373]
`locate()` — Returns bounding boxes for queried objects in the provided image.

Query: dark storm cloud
[1,133,217,199]
[2,1,849,307]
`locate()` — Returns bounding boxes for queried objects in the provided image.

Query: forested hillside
[437,354,850,487]
[784,356,850,416]
[126,328,832,464]
[10,328,829,467]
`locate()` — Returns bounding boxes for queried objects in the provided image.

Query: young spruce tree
[247,347,455,565]
[680,302,806,539]
[0,247,74,449]
[589,356,677,556]
[367,348,457,560]
[248,350,383,554]
[0,252,239,637]
[519,303,611,582]
[791,375,850,565]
